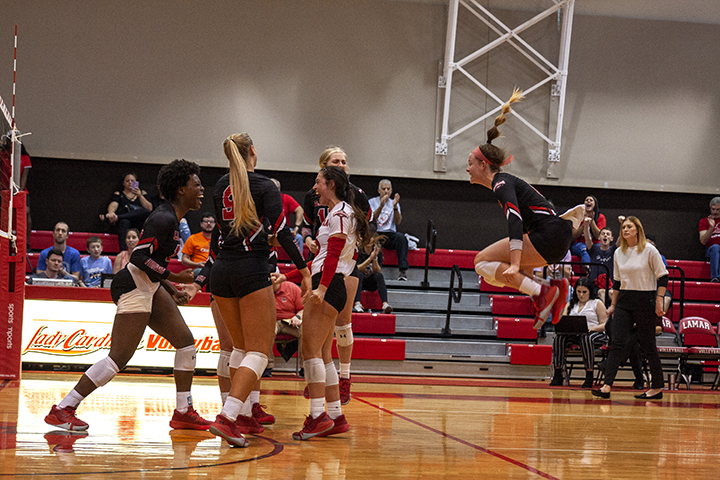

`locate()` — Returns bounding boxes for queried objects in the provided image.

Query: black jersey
[129,202,182,282]
[302,182,371,239]
[491,172,558,246]
[195,172,306,287]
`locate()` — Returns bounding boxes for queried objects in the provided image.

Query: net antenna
[1,25,30,255]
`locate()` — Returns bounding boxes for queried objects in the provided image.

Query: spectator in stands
[36,222,82,281]
[550,277,607,388]
[181,213,215,274]
[81,237,113,288]
[29,249,79,285]
[586,227,616,302]
[266,276,304,375]
[369,179,409,281]
[592,216,668,400]
[271,178,304,256]
[100,173,153,251]
[354,235,393,313]
[571,195,605,264]
[113,228,139,274]
[699,197,720,282]
[0,135,32,247]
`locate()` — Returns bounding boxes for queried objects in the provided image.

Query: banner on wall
[21,299,221,369]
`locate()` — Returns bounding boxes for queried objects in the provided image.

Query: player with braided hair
[467,89,584,328]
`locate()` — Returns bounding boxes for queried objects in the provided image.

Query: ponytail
[476,88,524,171]
[223,133,260,237]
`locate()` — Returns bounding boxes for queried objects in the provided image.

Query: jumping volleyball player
[45,160,210,431]
[302,147,372,404]
[467,89,584,328]
[184,133,310,447]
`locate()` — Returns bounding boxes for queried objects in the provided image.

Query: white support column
[436,0,575,177]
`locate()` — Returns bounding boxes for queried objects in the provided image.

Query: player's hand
[181,283,201,302]
[502,265,520,284]
[268,234,280,247]
[271,273,286,286]
[173,290,190,306]
[174,268,194,284]
[300,273,312,299]
[307,286,326,305]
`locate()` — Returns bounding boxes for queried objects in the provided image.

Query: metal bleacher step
[394,313,495,336]
[386,290,489,314]
[383,266,479,291]
[402,338,509,362]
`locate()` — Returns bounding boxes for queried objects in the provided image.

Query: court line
[355,397,561,480]
[264,387,720,410]
[0,435,283,477]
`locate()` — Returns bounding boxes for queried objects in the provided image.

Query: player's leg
[148,288,210,430]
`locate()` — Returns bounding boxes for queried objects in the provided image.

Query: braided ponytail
[476,88,524,171]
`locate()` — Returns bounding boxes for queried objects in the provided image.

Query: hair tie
[487,139,492,145]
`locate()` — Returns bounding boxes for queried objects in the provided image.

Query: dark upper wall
[27,157,710,261]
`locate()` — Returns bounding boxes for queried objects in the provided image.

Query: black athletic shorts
[528,216,573,265]
[311,272,346,313]
[350,265,360,279]
[210,254,272,299]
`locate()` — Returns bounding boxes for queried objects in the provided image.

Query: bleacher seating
[507,344,552,365]
[494,317,537,340]
[30,230,120,254]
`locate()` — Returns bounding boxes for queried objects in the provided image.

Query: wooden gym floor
[1,372,719,479]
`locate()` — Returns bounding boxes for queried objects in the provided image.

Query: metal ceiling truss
[435,0,575,178]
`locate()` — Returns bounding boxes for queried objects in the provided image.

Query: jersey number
[222,186,234,221]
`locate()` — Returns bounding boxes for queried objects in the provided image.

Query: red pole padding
[0,191,26,380]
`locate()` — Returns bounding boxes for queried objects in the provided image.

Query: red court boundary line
[354,397,560,480]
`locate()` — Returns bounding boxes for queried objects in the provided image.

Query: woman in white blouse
[550,277,607,388]
[592,216,668,400]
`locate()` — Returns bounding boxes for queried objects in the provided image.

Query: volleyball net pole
[1,24,26,381]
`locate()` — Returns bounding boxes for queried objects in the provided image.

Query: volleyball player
[45,159,209,431]
[278,165,371,439]
[184,133,310,447]
[467,89,584,328]
[302,147,371,404]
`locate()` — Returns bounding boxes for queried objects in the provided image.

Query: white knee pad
[174,345,197,372]
[229,348,245,369]
[85,357,119,387]
[475,261,504,287]
[304,358,325,384]
[335,324,353,347]
[217,350,231,379]
[325,362,339,387]
[239,351,268,380]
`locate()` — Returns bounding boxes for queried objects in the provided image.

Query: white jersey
[311,201,357,277]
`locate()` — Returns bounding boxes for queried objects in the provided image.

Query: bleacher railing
[421,219,437,289]
[442,264,462,337]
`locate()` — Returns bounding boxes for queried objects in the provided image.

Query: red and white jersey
[311,201,357,277]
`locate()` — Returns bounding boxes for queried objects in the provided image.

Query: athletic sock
[248,390,260,405]
[339,363,351,379]
[310,397,325,419]
[176,391,192,413]
[221,396,243,422]
[221,392,229,404]
[327,400,342,420]
[518,276,542,297]
[239,397,252,417]
[58,389,85,409]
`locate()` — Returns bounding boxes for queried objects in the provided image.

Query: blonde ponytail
[487,87,524,144]
[223,133,260,237]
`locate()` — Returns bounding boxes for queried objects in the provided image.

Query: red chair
[655,316,688,389]
[677,317,720,389]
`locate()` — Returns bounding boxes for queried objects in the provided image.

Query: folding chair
[677,316,720,389]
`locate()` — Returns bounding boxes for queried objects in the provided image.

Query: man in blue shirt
[29,249,79,285]
[36,222,82,281]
